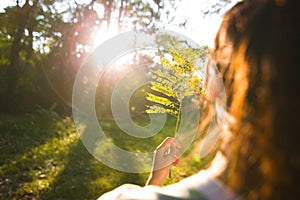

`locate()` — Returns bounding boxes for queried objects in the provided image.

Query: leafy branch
[145,38,208,134]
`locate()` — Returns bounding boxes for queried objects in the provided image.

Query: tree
[0,1,43,112]
[202,0,233,15]
[0,0,179,113]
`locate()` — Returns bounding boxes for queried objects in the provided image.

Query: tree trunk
[5,2,32,112]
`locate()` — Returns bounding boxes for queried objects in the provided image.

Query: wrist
[146,171,166,186]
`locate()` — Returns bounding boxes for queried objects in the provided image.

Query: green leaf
[145,37,208,118]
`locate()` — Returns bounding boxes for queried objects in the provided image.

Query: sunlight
[92,21,119,49]
[164,0,224,47]
[91,2,118,48]
[1,125,78,194]
[91,0,226,49]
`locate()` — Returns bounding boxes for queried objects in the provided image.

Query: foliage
[202,0,233,15]
[0,0,178,114]
[0,1,228,199]
[146,38,208,121]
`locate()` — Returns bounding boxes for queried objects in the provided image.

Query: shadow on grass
[0,114,63,164]
[40,139,146,200]
[0,114,78,199]
[1,113,203,200]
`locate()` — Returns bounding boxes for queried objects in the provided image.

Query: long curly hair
[212,0,300,199]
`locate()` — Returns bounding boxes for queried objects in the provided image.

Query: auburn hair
[212,0,300,199]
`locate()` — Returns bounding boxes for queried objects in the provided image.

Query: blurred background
[0,0,235,199]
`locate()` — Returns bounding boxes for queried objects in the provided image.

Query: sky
[0,0,237,48]
[165,0,224,47]
[0,0,24,11]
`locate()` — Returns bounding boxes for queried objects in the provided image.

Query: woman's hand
[146,137,181,186]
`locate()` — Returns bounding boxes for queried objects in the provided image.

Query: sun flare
[93,23,119,49]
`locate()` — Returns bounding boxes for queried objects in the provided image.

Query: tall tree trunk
[5,2,32,112]
[105,0,113,30]
[5,21,23,112]
[118,0,124,32]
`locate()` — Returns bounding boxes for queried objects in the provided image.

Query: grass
[0,108,213,200]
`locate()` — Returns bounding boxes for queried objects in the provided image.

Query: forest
[0,0,231,199]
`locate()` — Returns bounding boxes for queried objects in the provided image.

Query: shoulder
[97,172,236,200]
[163,172,236,200]
[97,184,162,200]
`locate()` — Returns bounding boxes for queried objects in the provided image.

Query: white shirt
[98,153,236,200]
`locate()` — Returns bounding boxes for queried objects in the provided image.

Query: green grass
[0,110,213,200]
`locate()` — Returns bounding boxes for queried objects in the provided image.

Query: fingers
[172,156,181,167]
[156,137,181,151]
[170,141,181,167]
[148,137,182,185]
[153,137,182,170]
[156,137,175,150]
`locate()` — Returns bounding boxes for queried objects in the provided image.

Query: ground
[0,109,213,200]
